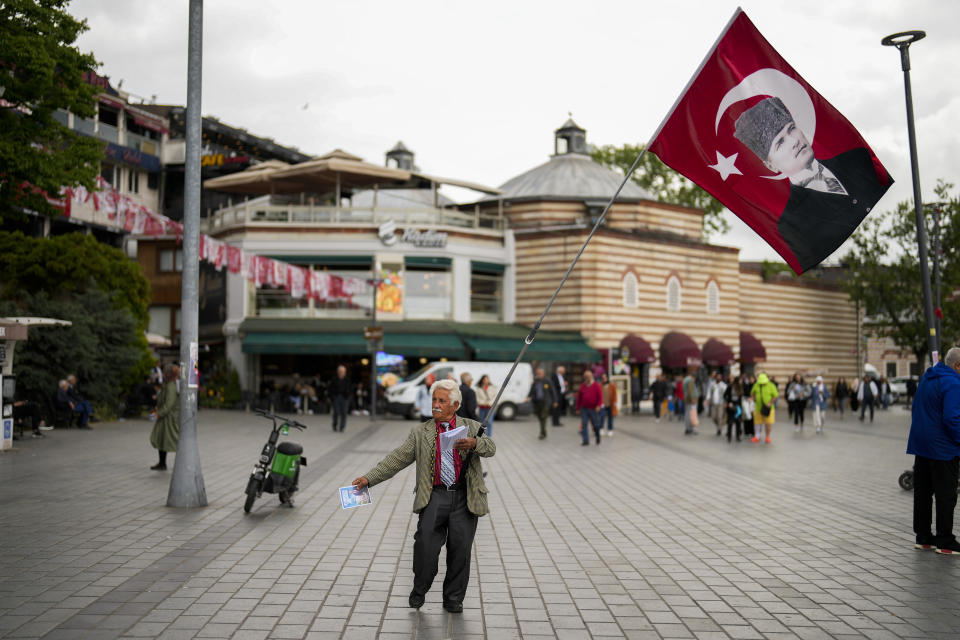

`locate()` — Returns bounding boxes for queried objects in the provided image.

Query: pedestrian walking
[600,373,618,437]
[907,347,960,555]
[328,365,352,432]
[550,366,569,426]
[673,376,685,422]
[351,379,495,612]
[576,371,603,446]
[834,376,849,419]
[708,372,727,435]
[751,372,778,444]
[858,375,878,423]
[741,375,756,438]
[786,373,806,428]
[880,377,892,410]
[527,367,556,440]
[149,364,179,470]
[651,374,668,423]
[682,367,699,436]
[416,374,436,422]
[811,375,830,434]
[475,374,497,437]
[457,373,478,421]
[630,369,642,414]
[723,377,744,442]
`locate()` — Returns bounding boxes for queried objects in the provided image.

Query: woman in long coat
[150,364,180,470]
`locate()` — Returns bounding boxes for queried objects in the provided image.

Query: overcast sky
[69,0,960,263]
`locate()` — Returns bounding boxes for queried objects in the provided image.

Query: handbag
[760,403,772,417]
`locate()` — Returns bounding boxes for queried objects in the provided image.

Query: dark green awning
[243,332,368,355]
[242,329,467,358]
[464,336,598,362]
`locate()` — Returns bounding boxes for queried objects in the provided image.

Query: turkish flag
[648,9,893,274]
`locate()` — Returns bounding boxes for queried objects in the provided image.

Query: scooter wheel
[244,492,256,513]
[898,470,914,491]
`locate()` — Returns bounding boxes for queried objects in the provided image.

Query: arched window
[622,272,638,308]
[706,280,720,314]
[666,275,682,312]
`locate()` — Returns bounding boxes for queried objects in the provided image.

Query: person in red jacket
[576,371,604,446]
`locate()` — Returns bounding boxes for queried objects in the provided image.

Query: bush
[199,358,243,409]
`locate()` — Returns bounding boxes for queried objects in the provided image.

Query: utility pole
[169,0,207,508]
[882,30,938,366]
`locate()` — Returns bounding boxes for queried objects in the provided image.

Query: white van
[385,361,533,421]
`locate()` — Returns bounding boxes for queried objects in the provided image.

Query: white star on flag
[708,151,742,181]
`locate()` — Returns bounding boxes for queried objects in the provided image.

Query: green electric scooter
[244,409,307,513]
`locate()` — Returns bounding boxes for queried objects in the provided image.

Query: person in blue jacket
[907,347,960,554]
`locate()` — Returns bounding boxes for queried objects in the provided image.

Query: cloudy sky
[70,0,960,262]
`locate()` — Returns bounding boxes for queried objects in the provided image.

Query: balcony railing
[203,201,504,232]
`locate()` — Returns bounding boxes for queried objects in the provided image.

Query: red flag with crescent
[648,9,893,274]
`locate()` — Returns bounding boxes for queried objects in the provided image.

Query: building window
[127,169,140,194]
[909,362,921,377]
[622,272,638,308]
[148,306,172,339]
[886,362,898,378]
[159,248,183,272]
[471,266,503,321]
[100,163,118,187]
[406,267,451,320]
[666,276,681,312]
[706,280,719,314]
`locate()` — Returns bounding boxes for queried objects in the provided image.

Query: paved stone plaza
[1,403,958,639]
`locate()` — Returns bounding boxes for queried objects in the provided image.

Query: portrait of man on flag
[648,9,894,274]
[731,95,892,272]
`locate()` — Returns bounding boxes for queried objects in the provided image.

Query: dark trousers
[534,403,549,437]
[551,396,566,425]
[13,403,42,432]
[652,397,663,419]
[860,398,874,422]
[791,399,806,425]
[725,412,741,441]
[913,455,960,545]
[331,396,349,431]
[413,487,478,605]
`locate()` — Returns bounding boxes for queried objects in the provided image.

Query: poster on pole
[188,342,199,389]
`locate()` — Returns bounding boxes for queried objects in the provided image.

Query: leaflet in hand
[339,485,372,509]
[439,425,467,452]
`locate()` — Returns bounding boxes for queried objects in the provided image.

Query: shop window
[406,267,451,320]
[471,271,502,321]
[666,276,682,312]
[622,272,638,309]
[159,248,183,272]
[706,280,719,314]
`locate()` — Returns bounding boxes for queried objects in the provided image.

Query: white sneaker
[795,426,801,433]
[816,427,822,434]
[39,425,54,431]
[607,431,614,437]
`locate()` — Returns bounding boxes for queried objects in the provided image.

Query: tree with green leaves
[0,231,153,410]
[591,143,729,238]
[842,180,959,368]
[0,0,103,219]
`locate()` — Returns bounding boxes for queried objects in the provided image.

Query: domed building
[475,118,861,394]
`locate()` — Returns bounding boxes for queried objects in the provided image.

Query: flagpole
[882,30,938,366]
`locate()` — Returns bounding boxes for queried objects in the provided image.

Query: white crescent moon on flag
[714,69,816,180]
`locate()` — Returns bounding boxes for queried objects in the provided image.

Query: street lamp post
[882,30,939,366]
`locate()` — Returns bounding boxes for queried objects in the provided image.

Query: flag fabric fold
[648,9,893,274]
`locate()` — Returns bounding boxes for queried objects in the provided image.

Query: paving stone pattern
[1,404,958,639]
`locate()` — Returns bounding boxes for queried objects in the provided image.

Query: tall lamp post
[882,30,939,366]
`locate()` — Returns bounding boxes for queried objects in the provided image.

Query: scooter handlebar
[254,408,307,430]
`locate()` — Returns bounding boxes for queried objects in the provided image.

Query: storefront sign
[201,154,250,167]
[402,229,447,248]
[104,142,160,172]
[378,221,448,248]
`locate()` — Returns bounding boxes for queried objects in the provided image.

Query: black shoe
[915,534,936,551]
[150,463,167,471]
[32,432,45,438]
[409,591,424,609]
[581,442,589,446]
[443,602,463,613]
[79,425,92,430]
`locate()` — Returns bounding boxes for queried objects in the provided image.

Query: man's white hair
[945,347,960,368]
[431,379,461,406]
